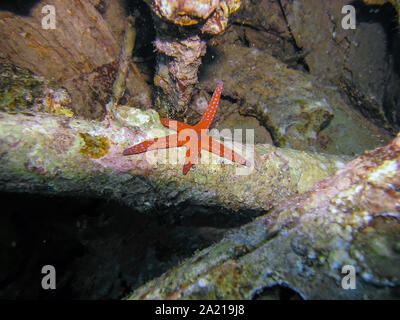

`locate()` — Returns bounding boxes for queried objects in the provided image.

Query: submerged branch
[0,110,350,213]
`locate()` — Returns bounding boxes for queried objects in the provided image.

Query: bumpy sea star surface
[123,81,250,174]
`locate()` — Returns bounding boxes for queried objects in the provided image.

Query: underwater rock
[198,47,330,151]
[199,43,391,155]
[0,0,151,118]
[127,133,400,300]
[280,0,400,133]
[0,61,73,117]
[146,0,241,34]
[147,0,241,112]
[233,0,289,37]
[154,36,207,113]
[216,113,273,145]
[0,106,349,213]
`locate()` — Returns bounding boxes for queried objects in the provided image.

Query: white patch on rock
[319,163,328,171]
[197,278,208,288]
[368,160,398,183]
[335,161,346,169]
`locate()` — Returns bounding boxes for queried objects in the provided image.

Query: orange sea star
[123,81,250,174]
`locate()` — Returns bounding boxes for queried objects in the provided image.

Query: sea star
[123,81,250,174]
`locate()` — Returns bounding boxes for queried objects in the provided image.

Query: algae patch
[79,133,110,159]
[0,62,74,117]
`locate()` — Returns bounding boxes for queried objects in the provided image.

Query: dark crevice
[242,29,251,48]
[232,21,261,32]
[347,1,400,131]
[0,0,42,16]
[350,0,400,76]
[230,22,308,71]
[0,191,263,299]
[220,94,241,106]
[277,0,310,73]
[123,0,157,83]
[340,76,395,134]
[252,283,305,300]
[231,20,295,41]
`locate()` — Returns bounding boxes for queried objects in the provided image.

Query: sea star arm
[160,118,193,131]
[183,144,201,175]
[123,81,249,174]
[205,137,250,167]
[196,81,224,129]
[123,134,180,155]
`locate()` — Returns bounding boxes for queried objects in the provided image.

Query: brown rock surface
[0,0,151,118]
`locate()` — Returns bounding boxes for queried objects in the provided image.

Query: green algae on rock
[0,62,43,112]
[79,133,110,159]
[0,61,73,117]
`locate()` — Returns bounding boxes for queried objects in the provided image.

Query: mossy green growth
[79,133,110,159]
[54,106,74,118]
[0,63,44,112]
[0,62,73,117]
[396,0,400,24]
